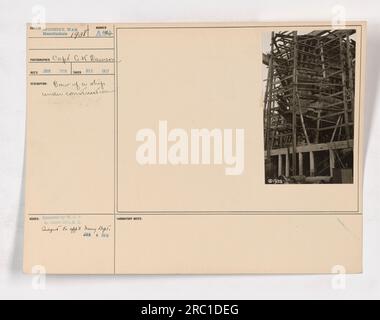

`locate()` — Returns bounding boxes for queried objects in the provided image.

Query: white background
[0,0,379,300]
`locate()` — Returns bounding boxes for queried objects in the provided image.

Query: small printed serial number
[267,178,285,184]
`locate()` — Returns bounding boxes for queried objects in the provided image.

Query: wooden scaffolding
[263,30,356,183]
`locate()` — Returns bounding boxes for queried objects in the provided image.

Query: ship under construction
[263,30,356,184]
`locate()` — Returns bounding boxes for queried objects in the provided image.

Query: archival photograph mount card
[24,22,366,274]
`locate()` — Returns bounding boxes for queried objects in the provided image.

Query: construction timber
[263,30,356,183]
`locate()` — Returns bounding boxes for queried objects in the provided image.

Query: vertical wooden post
[285,152,290,177]
[320,43,326,79]
[329,149,335,177]
[278,154,282,177]
[310,151,315,177]
[298,152,303,176]
[345,31,354,123]
[265,32,275,161]
[339,35,350,139]
[292,31,298,177]
[315,110,321,143]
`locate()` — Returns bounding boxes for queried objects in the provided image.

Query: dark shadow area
[10,149,25,277]
[363,24,379,163]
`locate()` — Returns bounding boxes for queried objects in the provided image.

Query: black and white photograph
[263,30,356,184]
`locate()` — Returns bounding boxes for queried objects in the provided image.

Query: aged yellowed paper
[24,22,366,274]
